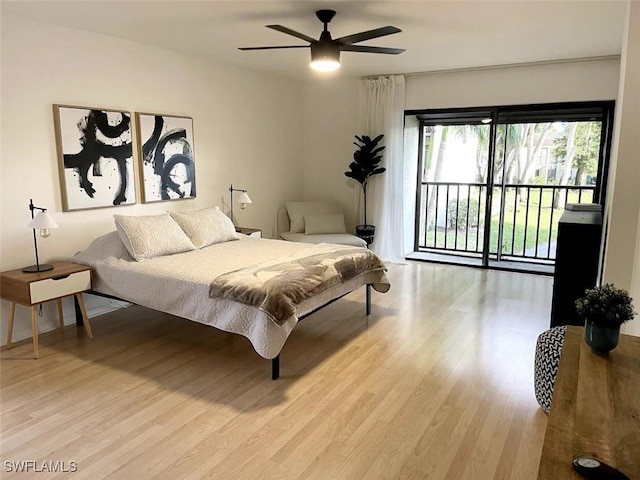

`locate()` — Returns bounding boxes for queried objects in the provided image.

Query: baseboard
[0,294,130,347]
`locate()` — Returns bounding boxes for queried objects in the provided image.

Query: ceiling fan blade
[336,26,402,45]
[266,25,316,43]
[340,45,405,55]
[238,46,309,51]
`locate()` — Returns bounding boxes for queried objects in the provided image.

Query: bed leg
[74,295,84,326]
[366,284,372,316]
[272,355,280,380]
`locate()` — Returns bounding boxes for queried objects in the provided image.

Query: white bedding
[73,232,388,359]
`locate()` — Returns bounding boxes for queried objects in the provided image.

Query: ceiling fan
[239,10,405,72]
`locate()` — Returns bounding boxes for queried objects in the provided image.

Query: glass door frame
[408,100,616,270]
[413,110,495,258]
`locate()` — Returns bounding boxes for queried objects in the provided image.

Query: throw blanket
[209,247,390,325]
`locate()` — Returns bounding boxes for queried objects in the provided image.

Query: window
[406,101,615,271]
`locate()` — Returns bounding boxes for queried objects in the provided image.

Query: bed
[72,216,390,379]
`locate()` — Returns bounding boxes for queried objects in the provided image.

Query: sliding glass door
[411,101,614,271]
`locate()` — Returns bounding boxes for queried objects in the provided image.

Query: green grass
[420,188,593,258]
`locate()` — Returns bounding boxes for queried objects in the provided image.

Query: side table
[235,227,262,238]
[0,262,93,358]
[537,326,640,478]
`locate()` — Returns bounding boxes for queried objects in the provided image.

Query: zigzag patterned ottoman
[534,326,567,414]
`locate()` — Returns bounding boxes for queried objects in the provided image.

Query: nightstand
[235,227,262,238]
[0,262,93,358]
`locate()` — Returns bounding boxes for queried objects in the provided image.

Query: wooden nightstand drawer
[29,270,91,303]
[0,262,92,306]
[1,262,94,359]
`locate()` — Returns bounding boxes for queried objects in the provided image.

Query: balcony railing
[416,182,596,263]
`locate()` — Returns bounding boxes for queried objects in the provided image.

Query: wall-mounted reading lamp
[229,184,252,224]
[23,199,59,273]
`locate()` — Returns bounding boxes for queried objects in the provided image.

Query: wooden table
[1,262,93,359]
[537,326,640,479]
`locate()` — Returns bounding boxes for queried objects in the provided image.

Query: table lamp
[229,184,252,224]
[23,199,59,273]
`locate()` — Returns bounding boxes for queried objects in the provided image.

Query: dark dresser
[550,208,603,327]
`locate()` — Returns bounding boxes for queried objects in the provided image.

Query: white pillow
[113,213,196,261]
[170,207,239,248]
[285,201,341,234]
[304,213,347,235]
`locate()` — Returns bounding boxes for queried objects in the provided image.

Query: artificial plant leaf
[345,133,386,188]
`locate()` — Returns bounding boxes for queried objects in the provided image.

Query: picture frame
[53,104,136,211]
[135,112,196,203]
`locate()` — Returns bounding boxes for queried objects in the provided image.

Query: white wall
[604,1,640,336]
[405,58,620,109]
[0,15,304,344]
[301,58,621,234]
[301,79,361,231]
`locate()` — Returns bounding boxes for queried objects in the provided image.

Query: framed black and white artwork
[135,113,196,203]
[53,105,136,211]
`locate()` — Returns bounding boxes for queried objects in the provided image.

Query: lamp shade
[236,191,252,205]
[28,211,58,230]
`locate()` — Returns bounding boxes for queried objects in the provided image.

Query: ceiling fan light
[310,59,340,72]
[310,42,340,72]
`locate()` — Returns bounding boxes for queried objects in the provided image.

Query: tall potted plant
[575,283,636,354]
[344,134,386,245]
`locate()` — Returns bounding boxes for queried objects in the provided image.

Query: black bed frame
[75,284,373,380]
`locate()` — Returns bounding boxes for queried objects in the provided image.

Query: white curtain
[359,75,406,263]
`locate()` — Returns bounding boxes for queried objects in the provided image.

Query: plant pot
[356,225,375,246]
[584,319,620,355]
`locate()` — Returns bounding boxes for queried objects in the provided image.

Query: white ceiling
[2,1,628,82]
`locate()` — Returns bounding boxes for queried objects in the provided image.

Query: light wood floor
[1,261,551,479]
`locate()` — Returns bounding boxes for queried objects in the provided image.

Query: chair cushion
[285,201,341,233]
[304,213,347,235]
[534,326,567,414]
[280,231,367,247]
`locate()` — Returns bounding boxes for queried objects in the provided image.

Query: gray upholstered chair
[277,202,366,247]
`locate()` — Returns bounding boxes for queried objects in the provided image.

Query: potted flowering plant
[575,283,636,354]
